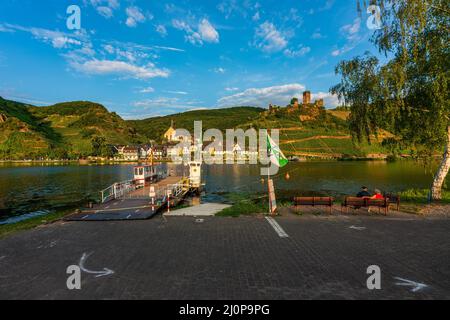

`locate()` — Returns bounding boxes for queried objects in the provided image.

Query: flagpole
[267,130,272,216]
[267,130,270,215]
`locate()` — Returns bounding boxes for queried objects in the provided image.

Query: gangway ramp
[65,176,189,222]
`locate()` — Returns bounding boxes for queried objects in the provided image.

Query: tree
[332,0,450,200]
[91,136,106,157]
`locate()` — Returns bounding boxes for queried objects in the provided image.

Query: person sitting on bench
[371,189,384,199]
[357,186,371,198]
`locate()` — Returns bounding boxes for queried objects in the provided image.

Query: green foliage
[0,96,389,160]
[0,209,73,239]
[129,107,265,141]
[399,188,450,204]
[337,0,450,198]
[0,98,144,160]
[216,193,267,217]
[334,1,450,156]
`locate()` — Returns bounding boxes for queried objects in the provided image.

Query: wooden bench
[341,197,389,215]
[293,197,334,214]
[385,194,401,211]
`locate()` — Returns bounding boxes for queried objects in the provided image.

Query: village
[109,91,325,162]
[110,123,257,162]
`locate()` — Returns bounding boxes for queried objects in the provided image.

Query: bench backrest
[344,197,389,207]
[344,197,366,206]
[294,197,334,206]
[367,198,388,207]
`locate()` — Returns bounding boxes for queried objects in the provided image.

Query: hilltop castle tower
[303,91,311,105]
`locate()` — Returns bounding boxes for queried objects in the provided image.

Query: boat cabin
[189,161,202,188]
[133,165,158,188]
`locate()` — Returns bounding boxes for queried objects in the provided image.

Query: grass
[0,209,73,239]
[399,188,450,204]
[216,193,268,217]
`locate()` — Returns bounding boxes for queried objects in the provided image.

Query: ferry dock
[66,162,202,222]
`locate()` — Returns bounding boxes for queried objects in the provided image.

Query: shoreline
[1,192,448,239]
[0,157,393,165]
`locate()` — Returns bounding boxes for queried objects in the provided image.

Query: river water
[0,161,441,224]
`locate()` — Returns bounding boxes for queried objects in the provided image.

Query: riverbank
[1,191,448,239]
[216,189,450,217]
[0,159,173,165]
[0,209,74,239]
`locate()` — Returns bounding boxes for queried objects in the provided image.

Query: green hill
[131,104,390,159]
[0,96,391,160]
[128,107,265,141]
[0,97,143,160]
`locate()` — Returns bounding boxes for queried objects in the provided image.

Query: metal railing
[100,180,135,203]
[100,177,190,204]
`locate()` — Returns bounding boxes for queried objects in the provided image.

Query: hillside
[131,105,390,159]
[0,96,392,160]
[128,107,265,141]
[0,97,143,159]
[238,107,387,158]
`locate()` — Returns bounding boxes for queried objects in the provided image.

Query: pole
[167,191,171,214]
[268,169,271,215]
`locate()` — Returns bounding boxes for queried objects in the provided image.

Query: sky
[0,0,382,119]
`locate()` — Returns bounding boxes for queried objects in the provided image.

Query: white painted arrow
[79,253,114,278]
[394,277,428,292]
[349,226,366,231]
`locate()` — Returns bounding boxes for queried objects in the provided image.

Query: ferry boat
[133,165,163,188]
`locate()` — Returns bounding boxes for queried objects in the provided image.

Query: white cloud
[71,59,169,80]
[1,24,87,49]
[284,45,311,58]
[253,22,288,53]
[198,19,220,43]
[52,36,82,48]
[213,67,226,74]
[0,24,15,33]
[103,44,115,54]
[225,87,239,92]
[217,0,246,19]
[218,84,340,108]
[332,18,363,57]
[96,7,114,19]
[153,46,185,52]
[126,6,148,28]
[101,44,147,62]
[165,91,188,95]
[156,25,168,37]
[340,18,361,40]
[88,0,120,18]
[140,87,155,93]
[218,83,306,107]
[172,18,219,46]
[312,92,340,108]
[133,97,205,114]
[311,29,325,39]
[252,12,260,21]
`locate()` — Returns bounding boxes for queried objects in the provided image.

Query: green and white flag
[267,134,289,168]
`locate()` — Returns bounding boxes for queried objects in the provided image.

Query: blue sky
[0,0,380,119]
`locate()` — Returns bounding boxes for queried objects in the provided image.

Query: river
[0,161,442,224]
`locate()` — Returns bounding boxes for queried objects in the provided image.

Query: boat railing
[166,178,190,198]
[100,180,135,203]
[100,177,189,203]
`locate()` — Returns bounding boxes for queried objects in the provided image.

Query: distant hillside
[131,104,391,159]
[0,96,392,160]
[0,97,143,159]
[128,107,265,141]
